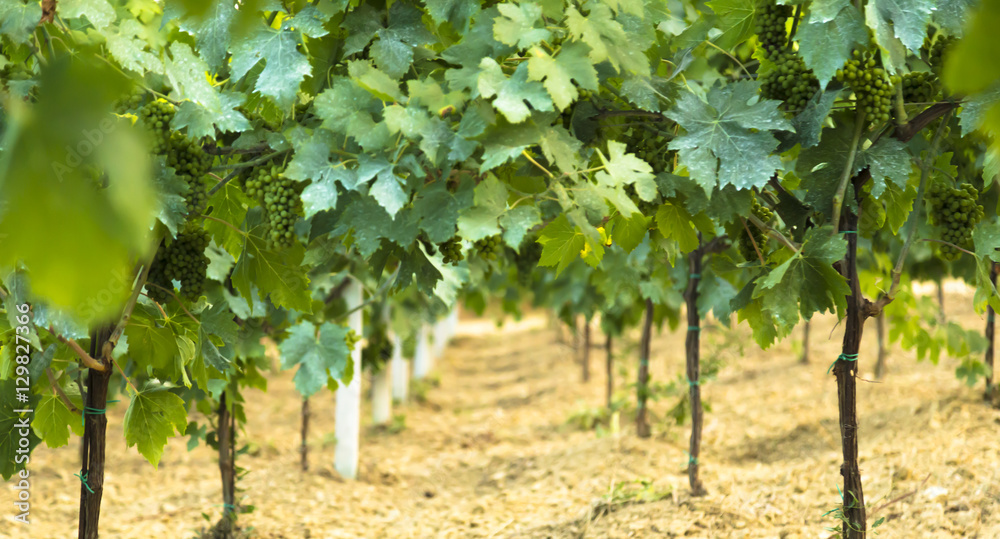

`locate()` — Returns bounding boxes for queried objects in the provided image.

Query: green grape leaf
[0,379,39,480]
[795,1,867,88]
[230,22,312,107]
[944,1,1000,96]
[33,392,83,448]
[205,182,252,257]
[866,0,934,54]
[857,138,912,198]
[172,91,250,139]
[537,214,586,275]
[478,60,553,123]
[526,42,599,110]
[565,3,647,74]
[655,202,699,253]
[123,387,188,468]
[279,321,352,397]
[231,211,312,312]
[125,305,181,373]
[412,178,474,243]
[107,19,165,74]
[705,0,756,50]
[198,301,237,373]
[879,181,916,235]
[778,89,840,151]
[973,222,1000,264]
[175,0,236,71]
[599,140,657,198]
[0,0,41,44]
[933,0,975,37]
[609,212,650,253]
[61,0,115,29]
[494,2,550,48]
[164,42,222,113]
[424,0,479,32]
[500,205,542,249]
[863,1,908,73]
[538,125,584,173]
[348,59,404,102]
[457,176,507,241]
[666,81,792,192]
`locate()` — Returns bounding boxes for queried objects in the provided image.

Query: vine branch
[46,368,79,413]
[832,112,867,234]
[45,326,106,372]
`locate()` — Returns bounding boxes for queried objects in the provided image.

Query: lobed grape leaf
[123,387,188,468]
[279,321,352,397]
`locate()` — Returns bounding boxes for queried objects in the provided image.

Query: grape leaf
[230,20,313,107]
[565,3,647,74]
[279,321,352,397]
[33,392,83,448]
[666,81,792,192]
[527,42,599,111]
[205,181,252,256]
[0,0,41,44]
[499,205,541,248]
[231,210,313,312]
[348,59,404,102]
[609,212,650,253]
[412,178,475,243]
[424,0,479,32]
[61,0,115,30]
[493,2,550,48]
[123,387,188,468]
[107,19,165,74]
[164,43,222,113]
[795,1,867,88]
[599,140,657,199]
[457,176,508,241]
[705,0,756,50]
[865,0,934,54]
[172,91,250,139]
[537,214,586,275]
[879,181,916,235]
[0,379,39,480]
[478,60,553,123]
[175,0,236,71]
[933,0,975,37]
[655,202,699,253]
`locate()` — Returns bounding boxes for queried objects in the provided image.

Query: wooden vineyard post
[217,391,236,532]
[986,263,998,401]
[391,334,408,403]
[335,278,363,479]
[685,245,706,496]
[636,299,653,438]
[605,334,613,410]
[800,321,810,364]
[413,323,431,380]
[300,398,310,471]
[582,319,591,382]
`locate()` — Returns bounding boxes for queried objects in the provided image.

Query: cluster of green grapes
[139,100,175,154]
[474,235,502,261]
[901,71,938,104]
[754,1,791,56]
[622,128,671,173]
[114,88,146,114]
[1,62,32,91]
[760,50,820,111]
[624,183,659,216]
[739,196,773,262]
[439,237,464,265]
[922,32,955,74]
[835,49,900,124]
[926,181,984,261]
[168,134,213,216]
[146,227,211,303]
[245,165,301,249]
[514,239,542,287]
[344,328,361,352]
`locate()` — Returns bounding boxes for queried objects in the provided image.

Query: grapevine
[168,133,213,217]
[923,33,956,74]
[474,235,502,261]
[138,100,175,155]
[622,127,671,174]
[345,328,361,352]
[900,71,938,104]
[925,181,984,261]
[439,237,464,265]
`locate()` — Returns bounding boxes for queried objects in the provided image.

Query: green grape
[138,100,175,155]
[925,180,984,261]
[114,88,146,114]
[739,195,773,262]
[900,71,938,104]
[474,235,502,261]
[622,127,671,174]
[246,164,302,249]
[754,1,792,57]
[439,237,464,265]
[835,48,899,125]
[146,227,211,302]
[922,33,955,75]
[344,328,361,352]
[759,49,820,112]
[167,134,213,217]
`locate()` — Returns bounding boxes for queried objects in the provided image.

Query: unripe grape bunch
[754,1,791,57]
[474,235,502,261]
[760,50,820,112]
[139,100,175,155]
[835,49,899,125]
[439,237,464,265]
[922,33,955,75]
[168,133,213,217]
[739,196,773,262]
[926,181,984,261]
[245,164,302,249]
[622,127,671,174]
[146,227,212,303]
[344,328,361,352]
[514,238,543,287]
[900,71,938,104]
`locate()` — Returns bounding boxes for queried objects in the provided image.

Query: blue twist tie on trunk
[827,353,859,374]
[75,471,94,494]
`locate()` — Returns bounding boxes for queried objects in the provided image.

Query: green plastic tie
[683,451,698,466]
[840,230,857,234]
[687,326,699,332]
[827,353,859,374]
[75,471,94,494]
[639,358,649,366]
[687,378,700,386]
[689,273,701,279]
[81,400,120,426]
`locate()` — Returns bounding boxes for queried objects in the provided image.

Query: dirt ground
[6,284,1000,538]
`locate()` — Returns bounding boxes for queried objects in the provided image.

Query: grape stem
[43,325,106,372]
[748,213,801,252]
[831,111,867,235]
[591,109,668,122]
[787,4,803,44]
[46,368,79,414]
[522,150,554,178]
[207,169,242,197]
[872,110,953,313]
[739,216,766,264]
[143,282,200,323]
[210,149,290,172]
[920,238,974,257]
[704,40,751,78]
[202,144,271,156]
[107,253,156,355]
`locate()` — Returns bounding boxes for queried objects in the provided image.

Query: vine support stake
[77,325,114,539]
[391,333,409,403]
[636,299,653,439]
[685,243,707,496]
[335,278,364,480]
[986,263,998,403]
